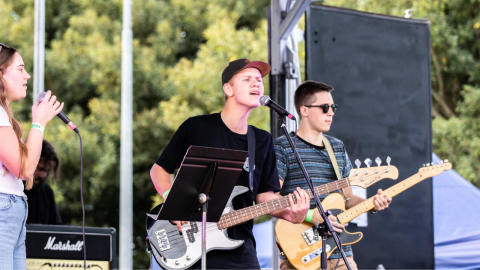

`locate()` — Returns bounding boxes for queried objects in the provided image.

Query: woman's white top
[0,106,26,197]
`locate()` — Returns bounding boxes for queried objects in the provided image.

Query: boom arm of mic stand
[277,115,352,270]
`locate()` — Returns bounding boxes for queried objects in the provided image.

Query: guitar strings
[157,172,387,238]
[155,170,392,246]
[164,169,438,248]
[339,173,422,222]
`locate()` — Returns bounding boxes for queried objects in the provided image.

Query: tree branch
[432,89,455,118]
[431,47,456,118]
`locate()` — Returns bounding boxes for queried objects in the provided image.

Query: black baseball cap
[221,58,271,85]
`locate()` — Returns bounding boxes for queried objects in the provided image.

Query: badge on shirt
[243,157,256,172]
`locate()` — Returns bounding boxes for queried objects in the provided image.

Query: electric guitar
[275,161,452,270]
[146,163,398,270]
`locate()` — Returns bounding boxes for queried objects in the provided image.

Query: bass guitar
[275,161,452,270]
[146,163,398,270]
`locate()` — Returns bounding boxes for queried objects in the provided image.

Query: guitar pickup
[301,245,332,264]
[186,223,198,243]
[187,231,195,243]
[191,222,199,233]
[155,229,171,251]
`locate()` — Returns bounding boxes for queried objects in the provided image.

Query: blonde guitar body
[275,193,362,270]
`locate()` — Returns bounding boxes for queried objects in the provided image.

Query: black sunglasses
[304,104,338,113]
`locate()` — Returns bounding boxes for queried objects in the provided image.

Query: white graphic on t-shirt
[243,157,255,172]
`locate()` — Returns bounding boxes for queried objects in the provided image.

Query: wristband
[305,209,314,223]
[162,189,170,199]
[31,123,45,134]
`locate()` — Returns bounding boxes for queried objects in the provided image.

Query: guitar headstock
[418,160,452,178]
[348,157,399,188]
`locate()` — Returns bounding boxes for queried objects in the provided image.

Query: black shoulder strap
[247,125,256,193]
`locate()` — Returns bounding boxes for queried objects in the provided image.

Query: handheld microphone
[259,95,296,120]
[37,92,78,133]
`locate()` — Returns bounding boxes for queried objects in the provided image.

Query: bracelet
[305,209,314,223]
[162,189,170,199]
[31,123,45,134]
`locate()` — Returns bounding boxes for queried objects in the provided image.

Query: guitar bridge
[155,229,171,251]
[301,228,320,246]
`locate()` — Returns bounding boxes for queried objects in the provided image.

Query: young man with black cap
[150,59,310,269]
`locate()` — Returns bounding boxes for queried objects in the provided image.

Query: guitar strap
[322,135,349,201]
[247,125,255,193]
[321,135,342,180]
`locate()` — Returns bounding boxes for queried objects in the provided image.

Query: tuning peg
[423,164,426,167]
[427,163,430,166]
[364,158,372,168]
[375,157,382,167]
[440,160,444,164]
[444,159,448,163]
[355,159,361,169]
[386,156,391,166]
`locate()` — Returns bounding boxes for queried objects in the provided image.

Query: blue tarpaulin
[433,154,480,269]
[253,153,480,269]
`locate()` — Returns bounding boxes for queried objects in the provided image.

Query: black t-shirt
[155,113,280,269]
[25,183,62,225]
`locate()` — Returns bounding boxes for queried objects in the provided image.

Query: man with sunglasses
[273,81,392,270]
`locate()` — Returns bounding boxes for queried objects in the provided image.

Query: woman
[0,43,64,268]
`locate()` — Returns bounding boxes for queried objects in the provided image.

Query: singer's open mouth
[250,91,260,95]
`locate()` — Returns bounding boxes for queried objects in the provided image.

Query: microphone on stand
[37,92,78,133]
[259,95,296,120]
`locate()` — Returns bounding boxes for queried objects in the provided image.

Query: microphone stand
[277,115,352,270]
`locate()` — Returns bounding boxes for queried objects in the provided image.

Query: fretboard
[217,178,351,230]
[337,173,425,224]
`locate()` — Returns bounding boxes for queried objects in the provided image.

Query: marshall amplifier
[26,224,117,269]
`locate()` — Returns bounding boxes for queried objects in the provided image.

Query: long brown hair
[0,44,32,189]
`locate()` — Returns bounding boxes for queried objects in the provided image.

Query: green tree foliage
[433,86,480,188]
[1,0,270,267]
[2,0,479,268]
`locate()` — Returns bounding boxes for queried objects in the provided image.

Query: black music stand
[149,146,248,270]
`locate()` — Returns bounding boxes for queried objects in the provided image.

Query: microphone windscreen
[260,95,271,106]
[37,92,46,103]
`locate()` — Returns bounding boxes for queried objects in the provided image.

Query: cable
[76,130,87,270]
[293,118,298,149]
[334,256,341,270]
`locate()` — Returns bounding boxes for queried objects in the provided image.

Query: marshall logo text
[44,236,84,251]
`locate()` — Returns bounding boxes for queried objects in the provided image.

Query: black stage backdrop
[305,5,433,269]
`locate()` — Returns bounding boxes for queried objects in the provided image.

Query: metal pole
[271,218,280,269]
[269,1,312,267]
[33,0,45,102]
[120,0,133,268]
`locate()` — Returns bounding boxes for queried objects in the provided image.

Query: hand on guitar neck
[306,188,393,234]
[371,188,392,212]
[266,187,311,224]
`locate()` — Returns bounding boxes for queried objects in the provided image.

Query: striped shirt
[274,133,354,258]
